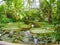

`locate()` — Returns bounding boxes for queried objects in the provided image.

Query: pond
[0,22,55,44]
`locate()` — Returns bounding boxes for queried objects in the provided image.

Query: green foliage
[57,0,60,23]
[0,15,13,23]
[0,0,58,23]
[54,25,60,41]
[0,5,4,13]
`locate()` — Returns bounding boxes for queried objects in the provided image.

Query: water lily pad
[30,28,54,34]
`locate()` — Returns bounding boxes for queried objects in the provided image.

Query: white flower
[0,34,2,36]
[31,24,34,27]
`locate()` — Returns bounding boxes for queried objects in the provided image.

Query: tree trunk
[48,7,52,24]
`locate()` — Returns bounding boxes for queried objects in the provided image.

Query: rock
[9,30,14,38]
[34,38,38,45]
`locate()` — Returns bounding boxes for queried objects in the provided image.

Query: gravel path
[0,41,59,45]
[0,41,28,45]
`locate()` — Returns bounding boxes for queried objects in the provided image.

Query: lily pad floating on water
[30,28,54,34]
[1,22,28,30]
